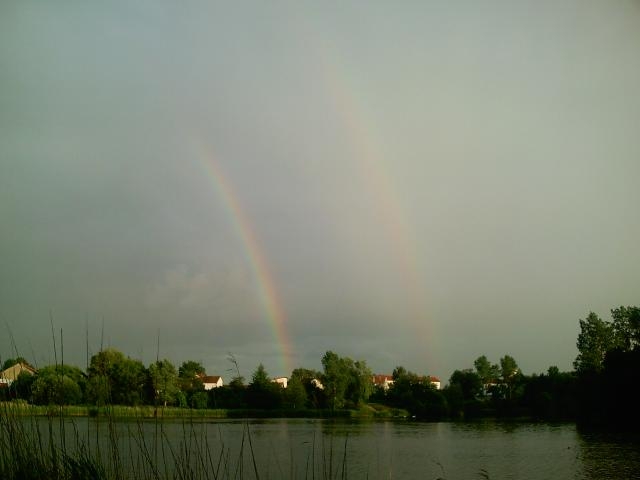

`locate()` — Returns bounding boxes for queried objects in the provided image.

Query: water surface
[29,417,640,479]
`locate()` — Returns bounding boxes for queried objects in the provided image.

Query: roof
[201,375,222,383]
[413,375,441,384]
[372,374,394,385]
[0,362,37,381]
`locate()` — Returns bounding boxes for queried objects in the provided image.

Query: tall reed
[0,402,365,480]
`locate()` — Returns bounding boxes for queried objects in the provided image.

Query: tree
[247,364,281,409]
[321,352,374,408]
[388,366,416,408]
[321,351,352,410]
[499,355,520,400]
[218,375,247,409]
[87,348,123,403]
[2,357,29,371]
[392,366,408,381]
[500,355,519,383]
[574,312,615,374]
[86,375,110,406]
[346,360,373,406]
[284,375,308,409]
[449,369,482,401]
[190,391,209,409]
[12,371,36,401]
[179,360,205,378]
[474,355,500,385]
[250,363,270,387]
[149,359,179,406]
[178,360,206,392]
[386,366,447,419]
[112,357,147,405]
[229,375,245,388]
[611,306,640,351]
[290,368,325,408]
[86,349,146,405]
[31,365,85,405]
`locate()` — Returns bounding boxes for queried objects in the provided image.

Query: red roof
[372,374,393,385]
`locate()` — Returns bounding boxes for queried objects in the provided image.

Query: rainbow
[316,48,436,369]
[183,27,435,373]
[191,141,294,375]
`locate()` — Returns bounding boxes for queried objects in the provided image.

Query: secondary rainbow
[192,141,294,375]
[315,44,437,369]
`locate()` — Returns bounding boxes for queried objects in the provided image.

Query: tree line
[1,305,638,427]
[572,306,640,429]
[0,349,376,412]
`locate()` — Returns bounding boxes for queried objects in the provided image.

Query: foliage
[321,351,350,410]
[9,305,640,427]
[86,375,110,406]
[610,305,640,351]
[207,374,248,409]
[385,366,447,419]
[522,368,577,420]
[574,312,615,373]
[190,391,209,409]
[87,349,147,406]
[12,372,35,401]
[28,365,85,405]
[149,359,179,406]
[448,369,482,401]
[1,357,29,371]
[499,355,520,400]
[284,375,307,409]
[474,355,500,387]
[290,368,325,408]
[574,306,640,428]
[31,365,85,405]
[247,364,282,409]
[499,355,519,382]
[346,360,373,407]
[321,351,372,410]
[178,360,205,393]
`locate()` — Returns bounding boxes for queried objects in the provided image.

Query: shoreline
[0,402,410,420]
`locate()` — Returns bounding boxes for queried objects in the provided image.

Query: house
[372,374,394,390]
[415,375,442,390]
[201,375,223,390]
[428,376,441,390]
[272,377,288,388]
[311,378,324,390]
[0,362,37,387]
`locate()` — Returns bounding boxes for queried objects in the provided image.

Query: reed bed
[0,401,362,480]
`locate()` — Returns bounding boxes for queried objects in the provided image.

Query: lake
[22,417,640,479]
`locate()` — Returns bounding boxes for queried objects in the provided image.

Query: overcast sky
[2,1,639,381]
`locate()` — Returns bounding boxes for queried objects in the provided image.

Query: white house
[372,373,441,390]
[272,377,288,388]
[0,362,37,387]
[372,374,394,390]
[428,376,441,390]
[201,375,223,390]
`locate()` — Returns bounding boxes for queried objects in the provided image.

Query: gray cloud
[2,1,639,380]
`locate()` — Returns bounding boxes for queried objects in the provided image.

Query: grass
[1,402,409,420]
[0,401,376,480]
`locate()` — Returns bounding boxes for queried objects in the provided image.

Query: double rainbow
[193,142,294,375]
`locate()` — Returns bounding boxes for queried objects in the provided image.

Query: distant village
[1,360,441,392]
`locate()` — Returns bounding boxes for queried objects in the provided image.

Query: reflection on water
[18,417,640,479]
[577,428,640,480]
